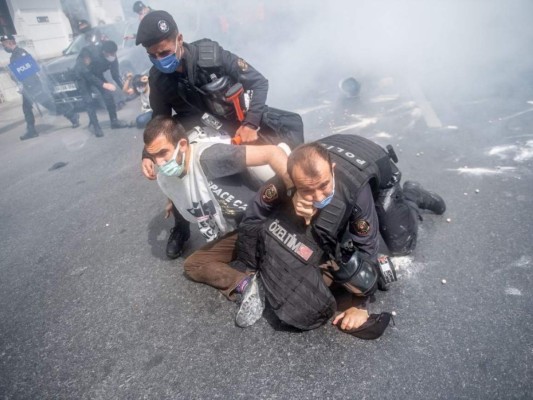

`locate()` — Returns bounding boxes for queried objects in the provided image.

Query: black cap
[135,10,177,47]
[0,34,15,42]
[133,1,145,13]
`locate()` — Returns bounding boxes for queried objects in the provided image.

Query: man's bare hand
[292,191,316,225]
[103,82,116,92]
[235,125,258,143]
[332,307,369,331]
[142,158,157,180]
[164,199,173,218]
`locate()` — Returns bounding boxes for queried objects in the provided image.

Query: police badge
[158,20,169,32]
[237,58,249,72]
[354,219,370,236]
[262,184,278,203]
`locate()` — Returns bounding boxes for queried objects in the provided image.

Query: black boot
[20,126,38,141]
[110,119,129,129]
[89,122,104,138]
[166,224,190,259]
[66,112,80,128]
[403,181,446,215]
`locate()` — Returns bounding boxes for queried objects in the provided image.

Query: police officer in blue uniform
[1,34,80,141]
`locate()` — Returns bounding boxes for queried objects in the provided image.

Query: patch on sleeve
[353,219,370,236]
[237,58,249,72]
[262,183,278,203]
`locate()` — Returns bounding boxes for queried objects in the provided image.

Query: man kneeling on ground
[143,115,292,306]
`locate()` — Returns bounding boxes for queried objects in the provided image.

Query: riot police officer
[74,41,129,137]
[135,10,304,258]
[1,34,80,141]
[133,1,153,20]
[186,134,446,335]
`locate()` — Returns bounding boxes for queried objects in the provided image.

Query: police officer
[74,41,129,137]
[135,10,304,258]
[191,134,446,334]
[76,19,104,45]
[1,34,80,141]
[132,1,152,20]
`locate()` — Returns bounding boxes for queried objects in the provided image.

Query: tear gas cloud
[151,0,533,107]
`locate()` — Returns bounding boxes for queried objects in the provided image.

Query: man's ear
[331,162,336,172]
[178,138,188,152]
[177,33,184,46]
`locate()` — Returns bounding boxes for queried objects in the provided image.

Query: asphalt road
[0,74,532,399]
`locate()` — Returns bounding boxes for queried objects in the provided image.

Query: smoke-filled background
[138,0,533,108]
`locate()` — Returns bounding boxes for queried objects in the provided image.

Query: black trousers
[77,76,117,126]
[375,181,419,256]
[22,94,35,129]
[22,79,76,125]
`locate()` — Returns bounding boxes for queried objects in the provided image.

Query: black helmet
[333,251,379,296]
[133,1,146,14]
[77,19,91,33]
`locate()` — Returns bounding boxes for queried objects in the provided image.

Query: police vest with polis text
[257,134,396,329]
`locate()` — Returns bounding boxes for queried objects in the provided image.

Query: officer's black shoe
[166,225,191,259]
[403,181,446,215]
[20,129,38,141]
[110,119,128,129]
[67,113,80,128]
[89,123,104,138]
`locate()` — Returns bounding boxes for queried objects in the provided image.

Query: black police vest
[313,134,393,252]
[258,201,336,330]
[257,134,393,329]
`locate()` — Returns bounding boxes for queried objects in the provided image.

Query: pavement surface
[0,70,532,399]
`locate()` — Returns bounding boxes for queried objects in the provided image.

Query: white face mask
[105,54,116,62]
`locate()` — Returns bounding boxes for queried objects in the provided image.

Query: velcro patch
[353,219,370,236]
[267,219,314,262]
[262,183,278,203]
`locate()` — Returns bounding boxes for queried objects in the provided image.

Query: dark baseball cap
[135,10,178,47]
[0,34,15,42]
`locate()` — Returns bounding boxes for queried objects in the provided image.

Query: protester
[123,72,152,128]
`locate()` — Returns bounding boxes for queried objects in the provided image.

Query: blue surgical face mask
[158,146,186,177]
[313,175,335,209]
[150,40,181,74]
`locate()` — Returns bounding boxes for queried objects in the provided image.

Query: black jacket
[74,43,123,88]
[9,46,29,63]
[149,39,268,129]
